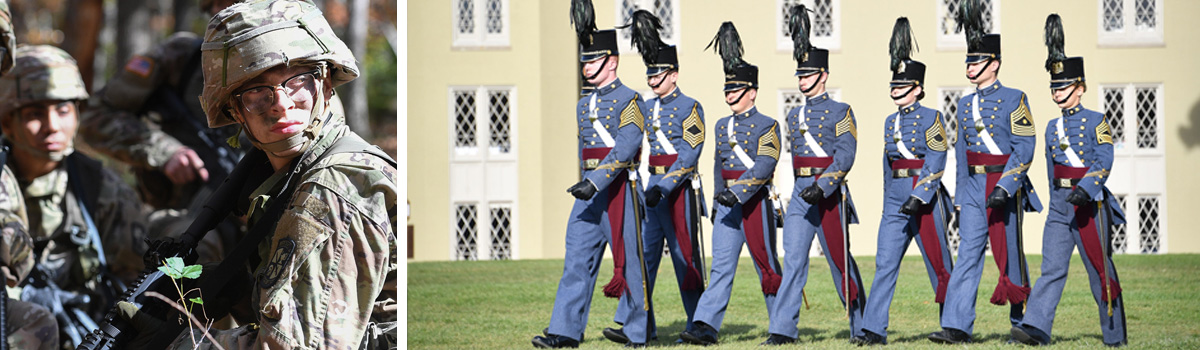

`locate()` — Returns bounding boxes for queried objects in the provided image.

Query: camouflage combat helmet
[0,45,89,119]
[200,0,359,129]
[0,0,16,75]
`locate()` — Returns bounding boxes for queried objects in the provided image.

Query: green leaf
[157,257,186,279]
[181,264,203,280]
[188,297,204,305]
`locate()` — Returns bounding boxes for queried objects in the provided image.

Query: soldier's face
[232,64,326,150]
[724,87,755,113]
[3,100,77,161]
[647,70,677,96]
[582,56,617,85]
[966,60,997,84]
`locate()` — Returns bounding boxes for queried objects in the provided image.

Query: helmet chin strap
[891,85,916,101]
[245,77,330,158]
[1054,85,1078,105]
[9,139,72,162]
[800,73,822,94]
[967,58,993,81]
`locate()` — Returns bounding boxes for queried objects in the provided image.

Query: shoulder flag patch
[1096,120,1113,145]
[683,103,705,148]
[1010,95,1035,136]
[124,55,154,78]
[619,97,645,131]
[926,116,948,152]
[836,108,857,139]
[758,124,780,160]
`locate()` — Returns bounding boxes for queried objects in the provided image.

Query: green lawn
[409,254,1200,349]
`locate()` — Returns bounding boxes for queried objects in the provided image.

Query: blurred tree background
[7,0,397,155]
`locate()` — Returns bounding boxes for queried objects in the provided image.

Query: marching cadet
[855,17,955,346]
[608,9,706,345]
[930,0,1043,344]
[1011,14,1127,347]
[534,0,650,347]
[764,5,864,345]
[0,45,150,348]
[0,1,59,348]
[680,21,782,346]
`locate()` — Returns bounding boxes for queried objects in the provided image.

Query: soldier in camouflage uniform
[0,45,151,347]
[79,0,250,266]
[0,2,59,349]
[116,1,397,348]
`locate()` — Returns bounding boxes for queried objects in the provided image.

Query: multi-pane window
[489,205,513,260]
[452,0,509,47]
[452,87,515,156]
[616,0,681,48]
[938,88,968,146]
[1100,84,1162,151]
[1138,196,1160,253]
[1098,0,1163,47]
[776,0,841,52]
[936,0,1000,50]
[454,204,479,260]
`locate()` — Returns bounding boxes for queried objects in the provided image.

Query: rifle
[77,149,266,350]
[144,86,242,191]
[22,266,105,348]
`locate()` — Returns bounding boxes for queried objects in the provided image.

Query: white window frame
[1097,0,1164,47]
[776,0,842,53]
[1097,82,1167,254]
[451,0,510,48]
[934,0,1001,51]
[448,86,520,260]
[615,0,682,51]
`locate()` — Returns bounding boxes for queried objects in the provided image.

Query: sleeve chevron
[757,124,780,160]
[1010,94,1035,136]
[619,98,644,131]
[836,108,857,139]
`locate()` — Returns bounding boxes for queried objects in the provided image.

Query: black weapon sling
[147,130,394,348]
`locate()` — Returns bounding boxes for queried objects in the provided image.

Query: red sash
[818,189,858,303]
[1055,165,1122,302]
[967,151,1031,306]
[893,159,952,303]
[721,170,781,294]
[602,170,631,298]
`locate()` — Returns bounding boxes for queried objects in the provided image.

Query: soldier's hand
[1066,187,1090,206]
[163,147,210,185]
[567,180,597,200]
[900,196,923,215]
[799,183,824,204]
[117,301,167,349]
[715,190,738,207]
[987,187,1010,209]
[644,188,664,207]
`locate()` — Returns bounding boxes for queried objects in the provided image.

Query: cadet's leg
[6,298,58,350]
[1074,213,1127,345]
[862,211,913,339]
[615,197,669,335]
[662,188,702,331]
[547,198,608,341]
[690,203,745,332]
[1020,209,1076,340]
[812,191,866,338]
[941,199,989,336]
[766,189,818,338]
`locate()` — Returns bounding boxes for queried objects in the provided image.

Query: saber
[629,175,651,312]
[692,175,708,288]
[841,186,850,319]
[1097,200,1112,317]
[1014,190,1030,312]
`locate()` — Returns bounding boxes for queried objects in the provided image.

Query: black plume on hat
[1044,13,1066,72]
[889,17,918,72]
[571,0,597,46]
[956,0,985,50]
[789,4,811,63]
[625,9,665,66]
[707,21,745,74]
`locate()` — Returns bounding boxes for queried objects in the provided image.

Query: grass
[409,254,1200,349]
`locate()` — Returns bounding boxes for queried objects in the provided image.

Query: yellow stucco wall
[409,0,1200,261]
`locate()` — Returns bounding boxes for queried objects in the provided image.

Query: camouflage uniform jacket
[12,151,149,288]
[175,119,397,349]
[0,164,32,289]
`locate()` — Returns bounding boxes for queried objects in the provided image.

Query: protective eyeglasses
[234,69,320,116]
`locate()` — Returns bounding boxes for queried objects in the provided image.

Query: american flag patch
[124,55,154,78]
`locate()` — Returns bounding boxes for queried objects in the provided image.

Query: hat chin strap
[10,141,72,162]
